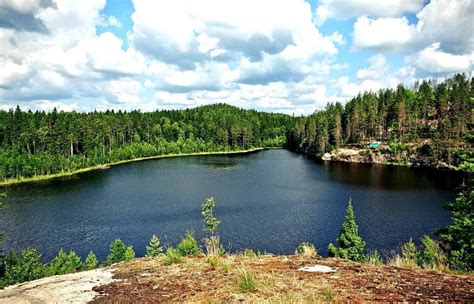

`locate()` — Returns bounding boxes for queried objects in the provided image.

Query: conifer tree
[328,198,366,261]
[145,234,163,257]
[84,251,99,269]
[436,180,473,271]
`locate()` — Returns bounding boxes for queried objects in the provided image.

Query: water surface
[0,149,464,261]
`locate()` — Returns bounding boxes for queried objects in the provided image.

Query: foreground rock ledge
[0,268,114,304]
[1,256,473,303]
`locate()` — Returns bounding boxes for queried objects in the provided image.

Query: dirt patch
[92,256,474,303]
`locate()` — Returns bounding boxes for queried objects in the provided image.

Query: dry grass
[91,255,474,303]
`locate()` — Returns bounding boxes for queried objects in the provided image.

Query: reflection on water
[0,149,464,261]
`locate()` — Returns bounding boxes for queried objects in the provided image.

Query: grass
[162,247,184,266]
[294,242,317,258]
[206,255,219,270]
[238,266,258,292]
[0,148,272,187]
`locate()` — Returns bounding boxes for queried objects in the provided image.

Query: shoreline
[0,147,275,187]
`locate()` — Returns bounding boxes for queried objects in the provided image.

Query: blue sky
[0,0,472,114]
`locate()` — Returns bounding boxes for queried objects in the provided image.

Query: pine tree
[105,239,128,265]
[84,251,99,269]
[145,234,163,257]
[436,180,473,271]
[328,198,366,261]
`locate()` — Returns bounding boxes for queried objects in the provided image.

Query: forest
[0,104,292,181]
[0,73,472,182]
[286,73,473,170]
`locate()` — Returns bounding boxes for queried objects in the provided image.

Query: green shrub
[3,248,45,285]
[436,180,473,271]
[177,231,202,256]
[238,266,257,292]
[48,249,83,275]
[163,247,184,265]
[124,246,135,261]
[206,255,219,270]
[146,234,164,257]
[418,236,447,270]
[84,251,99,270]
[328,199,366,262]
[243,248,257,257]
[365,250,383,266]
[105,239,134,265]
[401,238,418,261]
[295,242,317,258]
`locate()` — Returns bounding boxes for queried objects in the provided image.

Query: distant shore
[0,147,276,187]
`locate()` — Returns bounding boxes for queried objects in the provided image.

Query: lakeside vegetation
[286,73,473,171]
[0,104,291,182]
[0,74,472,184]
[1,180,472,287]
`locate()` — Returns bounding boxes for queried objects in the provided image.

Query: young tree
[328,198,366,262]
[145,234,163,257]
[436,180,473,271]
[84,251,99,269]
[106,239,134,265]
[3,248,45,285]
[201,197,222,256]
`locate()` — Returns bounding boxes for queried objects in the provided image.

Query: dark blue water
[0,149,464,261]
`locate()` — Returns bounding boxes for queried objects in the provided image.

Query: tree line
[0,104,292,181]
[0,73,472,181]
[286,73,473,170]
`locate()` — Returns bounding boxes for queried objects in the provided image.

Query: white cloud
[356,54,388,80]
[130,0,338,69]
[315,0,424,25]
[353,16,417,51]
[412,43,472,74]
[352,0,474,55]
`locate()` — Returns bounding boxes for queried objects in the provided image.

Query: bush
[365,250,383,266]
[84,251,99,270]
[418,236,447,270]
[436,180,473,271]
[328,199,366,262]
[238,266,257,292]
[177,231,202,256]
[3,248,45,285]
[48,249,83,275]
[243,248,257,257]
[124,246,135,261]
[163,247,184,265]
[401,238,418,261]
[106,239,134,265]
[206,255,219,270]
[295,242,317,258]
[146,234,164,257]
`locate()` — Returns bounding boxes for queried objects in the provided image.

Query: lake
[0,149,464,261]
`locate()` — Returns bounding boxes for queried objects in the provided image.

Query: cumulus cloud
[315,0,424,25]
[0,0,56,33]
[412,43,472,74]
[353,16,417,52]
[352,0,474,55]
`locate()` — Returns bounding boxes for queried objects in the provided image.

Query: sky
[0,0,473,114]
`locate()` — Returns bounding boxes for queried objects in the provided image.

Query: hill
[1,255,473,303]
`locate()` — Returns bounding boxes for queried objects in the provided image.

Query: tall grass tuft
[163,247,184,265]
[238,266,258,292]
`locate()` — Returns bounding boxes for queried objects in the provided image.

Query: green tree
[177,231,202,256]
[328,198,366,261]
[145,234,163,257]
[202,197,220,235]
[106,239,134,265]
[436,180,473,271]
[3,248,45,285]
[84,251,99,269]
[201,197,222,256]
[48,249,83,275]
